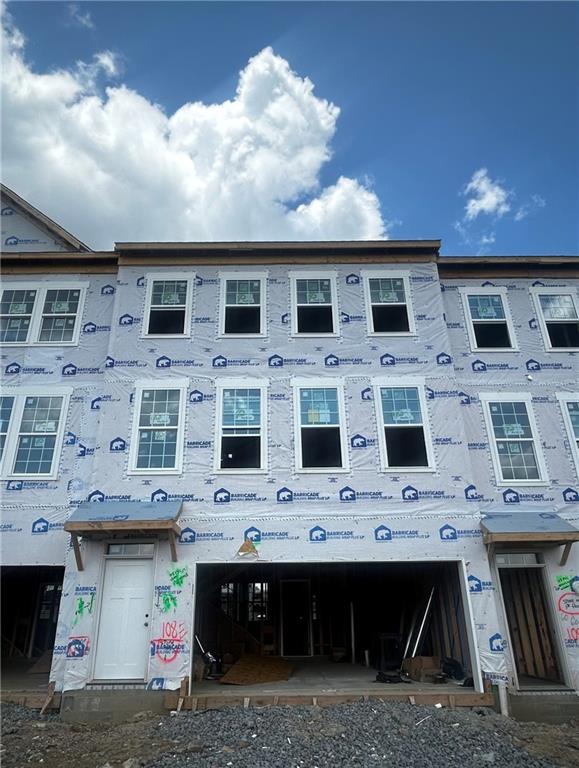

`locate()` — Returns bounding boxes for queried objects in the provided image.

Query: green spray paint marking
[556,575,575,591]
[168,567,188,588]
[72,593,94,626]
[161,592,178,613]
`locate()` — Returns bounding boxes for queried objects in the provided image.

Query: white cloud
[1,11,386,249]
[68,3,94,30]
[514,193,546,222]
[463,168,511,221]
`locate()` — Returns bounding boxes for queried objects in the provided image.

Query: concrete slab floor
[191,659,474,697]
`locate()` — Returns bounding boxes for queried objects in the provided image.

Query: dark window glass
[372,305,409,333]
[297,306,333,334]
[301,427,342,468]
[224,306,261,334]
[220,436,261,469]
[547,322,579,348]
[147,309,185,335]
[385,426,428,467]
[473,322,512,348]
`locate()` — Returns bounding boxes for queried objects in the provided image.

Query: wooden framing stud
[560,542,573,566]
[71,534,84,571]
[39,682,55,716]
[169,530,178,563]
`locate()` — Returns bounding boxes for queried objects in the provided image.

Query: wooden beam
[169,530,178,563]
[65,519,176,533]
[484,531,579,544]
[560,542,573,566]
[71,534,84,572]
[39,682,55,716]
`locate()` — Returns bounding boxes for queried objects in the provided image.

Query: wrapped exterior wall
[1,260,577,693]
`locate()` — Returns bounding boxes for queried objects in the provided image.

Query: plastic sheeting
[1,262,577,693]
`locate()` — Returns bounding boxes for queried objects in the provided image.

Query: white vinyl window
[530,287,579,351]
[480,393,548,485]
[219,272,267,336]
[290,272,339,336]
[215,380,268,472]
[0,389,71,479]
[143,273,194,337]
[362,271,415,335]
[459,287,517,351]
[0,282,87,345]
[557,394,579,474]
[128,380,187,474]
[373,378,435,471]
[292,379,349,472]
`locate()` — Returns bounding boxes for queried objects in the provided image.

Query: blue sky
[2,1,578,254]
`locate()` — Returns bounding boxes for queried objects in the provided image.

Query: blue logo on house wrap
[136,276,145,286]
[277,487,293,503]
[374,525,428,541]
[472,359,487,372]
[380,353,396,367]
[361,387,373,401]
[468,575,493,593]
[62,362,100,376]
[1,206,14,215]
[109,437,126,452]
[64,431,77,446]
[374,525,392,541]
[269,354,283,367]
[147,678,165,690]
[351,434,367,448]
[6,480,23,491]
[526,359,541,371]
[213,356,227,368]
[489,633,505,652]
[529,318,538,329]
[87,489,105,502]
[439,524,458,540]
[339,486,357,502]
[189,390,204,403]
[151,488,168,502]
[345,274,360,284]
[179,528,196,543]
[325,354,339,367]
[214,488,231,504]
[156,356,172,368]
[563,487,579,503]
[436,352,452,365]
[472,359,518,373]
[503,489,520,504]
[464,484,482,501]
[101,285,115,295]
[402,485,418,501]
[77,443,95,457]
[119,314,135,326]
[308,525,363,542]
[458,392,472,405]
[5,362,21,374]
[83,322,97,334]
[31,518,49,534]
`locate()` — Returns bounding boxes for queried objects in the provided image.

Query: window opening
[147,279,189,335]
[379,387,429,467]
[224,279,262,334]
[467,294,513,348]
[368,277,410,333]
[538,294,579,348]
[298,387,343,468]
[295,278,335,334]
[219,388,262,470]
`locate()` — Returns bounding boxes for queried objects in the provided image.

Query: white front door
[94,558,154,680]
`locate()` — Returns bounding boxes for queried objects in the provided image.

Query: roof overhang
[64,501,183,569]
[481,512,579,566]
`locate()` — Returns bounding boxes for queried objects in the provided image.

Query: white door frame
[91,543,156,682]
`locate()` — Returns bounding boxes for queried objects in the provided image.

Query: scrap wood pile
[219,655,293,685]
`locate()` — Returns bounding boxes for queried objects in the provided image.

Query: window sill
[290,333,340,339]
[2,341,80,347]
[140,334,191,340]
[294,467,350,474]
[470,347,519,353]
[379,467,436,473]
[214,468,268,475]
[217,333,267,339]
[3,473,59,482]
[494,480,550,487]
[542,346,579,353]
[367,331,416,338]
[126,468,183,476]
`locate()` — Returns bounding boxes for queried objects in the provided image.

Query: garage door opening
[193,561,479,695]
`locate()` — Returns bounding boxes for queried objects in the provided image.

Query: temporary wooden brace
[39,682,55,716]
[177,676,189,712]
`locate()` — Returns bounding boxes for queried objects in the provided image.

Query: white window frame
[127,379,188,475]
[0,281,88,346]
[530,286,579,352]
[372,377,435,472]
[459,286,518,352]
[0,386,72,480]
[362,270,416,336]
[218,271,268,338]
[292,377,350,473]
[214,378,269,474]
[141,272,195,339]
[290,271,339,338]
[479,392,549,486]
[556,393,579,475]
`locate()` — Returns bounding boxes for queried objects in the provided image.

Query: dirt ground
[1,701,578,768]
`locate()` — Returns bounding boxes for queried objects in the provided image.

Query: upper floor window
[143,274,194,337]
[128,380,187,474]
[459,287,517,351]
[293,380,348,471]
[290,272,338,336]
[215,380,268,472]
[373,380,434,471]
[219,273,266,336]
[480,394,548,485]
[530,288,579,350]
[0,283,87,345]
[0,389,71,479]
[362,271,415,335]
[557,394,579,474]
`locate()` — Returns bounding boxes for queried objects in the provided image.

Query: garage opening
[193,561,477,693]
[1,566,64,691]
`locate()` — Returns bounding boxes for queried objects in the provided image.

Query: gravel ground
[2,701,578,768]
